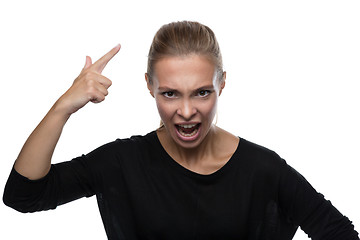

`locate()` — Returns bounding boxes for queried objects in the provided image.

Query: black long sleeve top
[3,131,359,239]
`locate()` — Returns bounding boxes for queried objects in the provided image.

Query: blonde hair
[147,21,224,84]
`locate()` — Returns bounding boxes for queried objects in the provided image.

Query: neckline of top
[149,130,242,180]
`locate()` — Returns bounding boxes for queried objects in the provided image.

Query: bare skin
[14,45,121,180]
[157,125,239,175]
[147,55,239,175]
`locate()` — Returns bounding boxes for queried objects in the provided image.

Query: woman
[3,21,359,239]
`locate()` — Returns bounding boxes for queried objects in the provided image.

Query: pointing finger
[92,44,121,73]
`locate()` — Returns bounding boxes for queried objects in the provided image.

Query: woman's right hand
[12,45,121,180]
[56,44,121,115]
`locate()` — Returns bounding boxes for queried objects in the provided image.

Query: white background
[0,0,359,239]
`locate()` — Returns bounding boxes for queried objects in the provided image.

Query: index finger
[92,44,121,73]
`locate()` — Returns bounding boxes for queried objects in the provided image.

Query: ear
[219,71,226,96]
[145,73,154,98]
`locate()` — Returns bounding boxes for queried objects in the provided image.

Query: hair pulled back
[147,21,223,83]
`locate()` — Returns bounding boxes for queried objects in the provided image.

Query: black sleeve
[278,161,359,240]
[3,155,95,213]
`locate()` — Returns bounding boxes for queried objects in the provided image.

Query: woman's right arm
[13,44,121,180]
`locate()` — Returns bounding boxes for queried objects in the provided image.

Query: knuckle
[86,86,97,95]
[93,95,105,103]
[83,71,95,80]
[86,79,96,87]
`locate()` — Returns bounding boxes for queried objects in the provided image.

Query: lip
[175,121,201,126]
[174,123,201,142]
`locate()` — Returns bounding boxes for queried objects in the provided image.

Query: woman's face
[147,54,225,149]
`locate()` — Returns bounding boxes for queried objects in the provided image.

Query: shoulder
[238,137,286,172]
[84,131,158,161]
[240,138,279,158]
[94,131,157,150]
[72,131,159,176]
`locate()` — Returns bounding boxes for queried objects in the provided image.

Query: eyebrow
[157,86,177,92]
[158,85,215,92]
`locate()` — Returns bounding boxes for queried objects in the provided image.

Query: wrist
[51,98,73,122]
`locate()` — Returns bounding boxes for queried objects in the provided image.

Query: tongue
[179,125,197,134]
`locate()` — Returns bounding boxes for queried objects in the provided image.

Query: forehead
[153,55,217,89]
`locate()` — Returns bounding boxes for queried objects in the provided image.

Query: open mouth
[175,123,201,138]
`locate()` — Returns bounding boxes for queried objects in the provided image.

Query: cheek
[198,97,218,120]
[156,99,174,122]
[208,101,218,120]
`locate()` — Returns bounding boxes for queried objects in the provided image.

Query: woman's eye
[198,90,211,97]
[163,91,175,98]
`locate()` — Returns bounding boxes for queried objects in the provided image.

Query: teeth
[176,123,200,138]
[178,124,197,128]
[179,128,198,137]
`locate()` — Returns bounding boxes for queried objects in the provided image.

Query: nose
[177,99,197,120]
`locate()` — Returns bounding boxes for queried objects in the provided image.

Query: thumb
[83,56,92,70]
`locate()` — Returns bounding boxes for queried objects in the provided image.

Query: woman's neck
[157,125,224,173]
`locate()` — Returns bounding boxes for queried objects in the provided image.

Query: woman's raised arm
[13,44,121,180]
